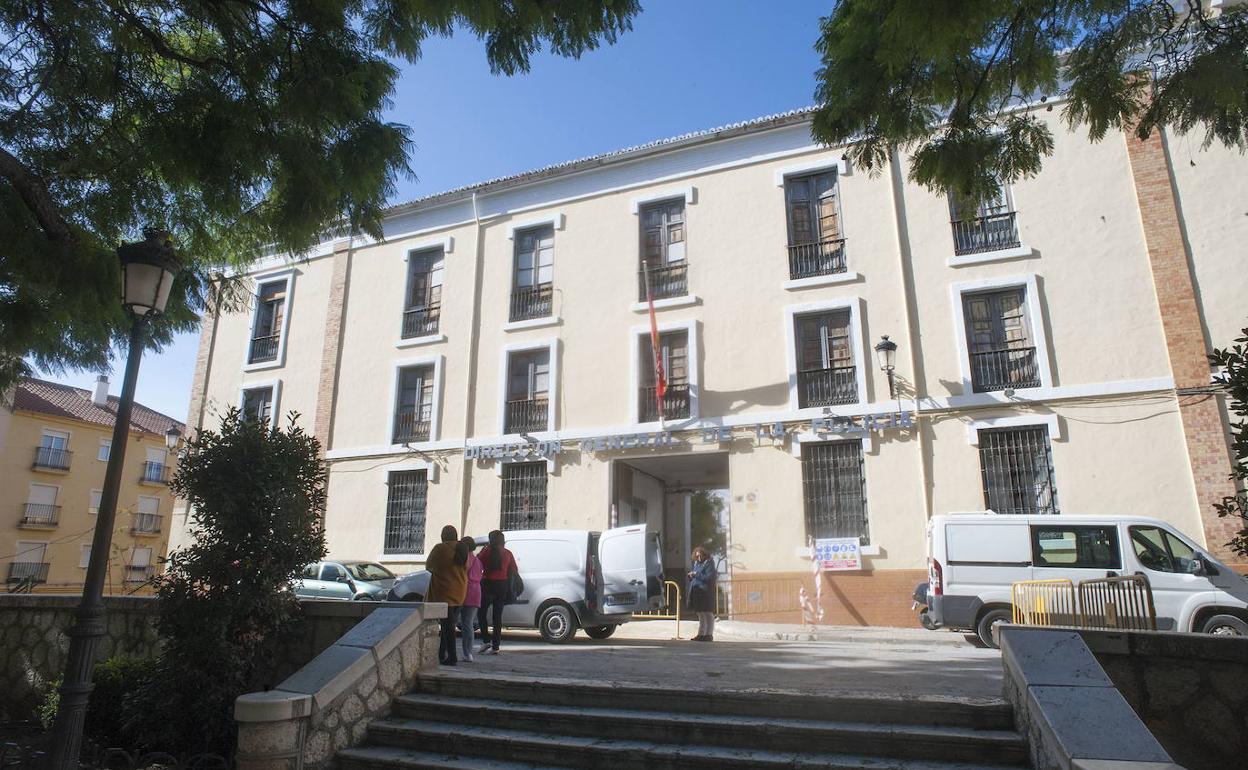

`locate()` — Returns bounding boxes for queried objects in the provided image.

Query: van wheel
[976,608,1012,649]
[1200,614,1248,636]
[538,604,578,643]
[584,625,617,640]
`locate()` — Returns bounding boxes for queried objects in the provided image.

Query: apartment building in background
[175,105,1247,627]
[0,377,182,594]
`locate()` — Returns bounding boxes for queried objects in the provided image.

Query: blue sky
[38,1,831,423]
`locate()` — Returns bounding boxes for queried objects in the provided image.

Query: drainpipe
[457,191,487,534]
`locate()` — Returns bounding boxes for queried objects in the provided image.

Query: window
[248,279,288,364]
[1032,526,1121,569]
[142,446,168,483]
[510,226,555,322]
[794,310,857,407]
[963,288,1040,393]
[403,247,444,338]
[98,439,111,461]
[1130,526,1200,574]
[22,484,59,526]
[241,386,275,426]
[319,562,347,582]
[505,349,550,433]
[79,543,93,569]
[393,365,435,443]
[638,199,687,301]
[125,547,152,582]
[88,489,102,514]
[948,186,1019,255]
[302,563,319,579]
[9,542,48,584]
[501,462,547,530]
[135,496,161,533]
[35,429,71,470]
[638,330,690,422]
[384,470,428,554]
[785,170,845,279]
[979,426,1059,515]
[801,441,869,543]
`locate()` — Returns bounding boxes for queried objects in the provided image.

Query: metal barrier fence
[1011,575,1158,631]
[633,580,683,638]
[1012,579,1078,627]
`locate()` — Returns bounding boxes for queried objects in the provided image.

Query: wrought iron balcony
[505,397,549,434]
[124,565,156,583]
[797,366,859,408]
[140,462,170,484]
[392,411,431,444]
[7,562,49,584]
[638,384,691,422]
[19,503,60,528]
[510,283,554,322]
[132,512,163,535]
[637,263,688,302]
[788,238,847,280]
[402,304,441,338]
[248,333,280,363]
[971,347,1041,393]
[32,446,71,471]
[951,212,1020,256]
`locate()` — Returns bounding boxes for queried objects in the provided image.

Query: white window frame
[14,540,48,564]
[238,379,282,428]
[26,482,59,505]
[772,156,851,186]
[88,489,103,514]
[629,186,696,215]
[503,217,562,331]
[506,213,565,240]
[395,238,452,348]
[97,438,111,461]
[776,162,861,290]
[628,319,700,427]
[782,297,870,412]
[387,354,444,449]
[950,275,1053,395]
[946,183,1033,266]
[137,495,161,515]
[376,458,438,561]
[496,338,559,437]
[965,414,1062,446]
[242,268,296,372]
[79,543,93,568]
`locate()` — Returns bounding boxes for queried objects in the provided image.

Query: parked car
[921,513,1248,647]
[388,525,664,643]
[294,560,396,601]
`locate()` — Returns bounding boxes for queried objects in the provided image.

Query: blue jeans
[458,605,478,658]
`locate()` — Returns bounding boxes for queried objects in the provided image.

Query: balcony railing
[510,283,554,322]
[639,384,691,422]
[19,504,60,528]
[951,212,1020,256]
[125,565,156,583]
[638,263,688,302]
[7,562,50,584]
[788,238,847,280]
[402,304,441,338]
[505,397,549,434]
[32,446,71,471]
[971,347,1041,393]
[133,512,163,535]
[140,462,170,484]
[248,334,280,363]
[392,410,431,444]
[797,366,859,408]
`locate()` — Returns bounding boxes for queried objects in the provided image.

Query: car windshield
[345,562,394,581]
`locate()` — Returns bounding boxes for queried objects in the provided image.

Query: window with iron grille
[393,365,434,443]
[241,386,274,426]
[962,288,1040,393]
[794,310,857,407]
[501,462,547,530]
[978,426,1059,515]
[800,441,869,543]
[402,247,444,338]
[639,330,690,421]
[784,170,845,279]
[638,199,687,301]
[948,186,1020,256]
[249,280,287,363]
[511,226,555,321]
[505,349,550,433]
[384,470,428,554]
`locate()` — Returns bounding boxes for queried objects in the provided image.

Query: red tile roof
[13,377,184,437]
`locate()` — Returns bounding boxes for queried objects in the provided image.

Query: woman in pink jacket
[458,536,484,662]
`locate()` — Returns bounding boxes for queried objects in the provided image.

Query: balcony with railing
[248,333,281,363]
[951,212,1020,256]
[637,263,688,302]
[7,562,50,585]
[797,366,859,408]
[19,503,60,528]
[788,238,847,280]
[32,446,71,472]
[510,283,554,322]
[132,512,163,536]
[639,384,691,422]
[970,347,1041,393]
[392,410,431,444]
[125,565,156,583]
[504,397,549,434]
[140,462,170,485]
[402,304,441,338]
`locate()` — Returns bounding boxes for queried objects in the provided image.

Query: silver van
[389,525,665,643]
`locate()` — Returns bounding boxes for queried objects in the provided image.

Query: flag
[642,261,667,422]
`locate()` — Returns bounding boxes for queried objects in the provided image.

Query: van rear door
[598,525,652,614]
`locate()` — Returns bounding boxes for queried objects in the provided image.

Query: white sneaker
[463,653,474,663]
[478,643,492,654]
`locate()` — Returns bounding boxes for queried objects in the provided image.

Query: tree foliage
[138,409,326,755]
[812,1,1248,203]
[0,0,639,391]
[1210,327,1248,558]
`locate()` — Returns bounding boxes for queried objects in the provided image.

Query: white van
[925,513,1248,647]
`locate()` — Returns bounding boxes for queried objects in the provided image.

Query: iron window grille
[505,349,551,433]
[948,188,1020,256]
[402,248,444,338]
[7,562,49,584]
[638,199,688,301]
[978,425,1059,516]
[32,446,71,471]
[963,288,1041,393]
[140,462,169,484]
[785,170,846,279]
[393,365,434,443]
[501,462,547,531]
[639,330,690,421]
[132,512,163,534]
[248,281,286,363]
[795,310,858,407]
[800,441,869,543]
[384,470,428,554]
[19,503,60,527]
[512,225,555,321]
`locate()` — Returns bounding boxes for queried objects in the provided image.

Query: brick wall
[313,241,353,453]
[186,293,221,433]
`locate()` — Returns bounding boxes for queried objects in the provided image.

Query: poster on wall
[814,537,862,571]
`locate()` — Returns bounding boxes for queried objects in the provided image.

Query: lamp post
[875,335,899,400]
[47,229,181,769]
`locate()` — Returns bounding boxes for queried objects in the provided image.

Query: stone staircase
[337,673,1031,769]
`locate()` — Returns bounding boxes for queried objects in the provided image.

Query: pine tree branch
[0,145,73,248]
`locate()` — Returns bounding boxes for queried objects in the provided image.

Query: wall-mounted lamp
[874,335,899,399]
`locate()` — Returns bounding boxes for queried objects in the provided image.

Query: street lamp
[164,425,182,452]
[47,229,181,770]
[875,335,899,399]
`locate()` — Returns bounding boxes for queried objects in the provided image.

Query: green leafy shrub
[1211,328,1248,557]
[38,678,60,731]
[38,656,153,748]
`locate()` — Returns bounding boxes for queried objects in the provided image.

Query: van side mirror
[1187,556,1216,577]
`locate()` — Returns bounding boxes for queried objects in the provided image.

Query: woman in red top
[476,529,517,654]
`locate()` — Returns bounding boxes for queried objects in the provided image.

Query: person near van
[688,546,716,642]
[426,525,468,665]
[477,529,518,654]
[459,535,483,662]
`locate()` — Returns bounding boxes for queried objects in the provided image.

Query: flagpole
[642,260,667,431]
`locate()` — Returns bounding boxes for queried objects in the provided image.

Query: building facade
[1,377,183,594]
[178,106,1247,627]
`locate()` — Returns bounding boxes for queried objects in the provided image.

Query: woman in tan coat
[426,524,468,665]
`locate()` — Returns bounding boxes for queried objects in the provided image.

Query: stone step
[350,721,1029,770]
[415,672,1015,730]
[336,746,568,770]
[392,694,1028,766]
